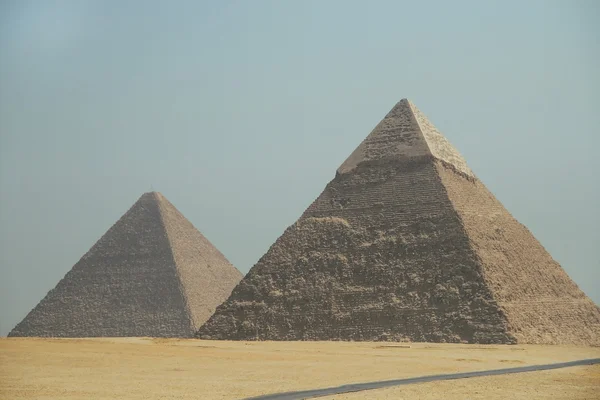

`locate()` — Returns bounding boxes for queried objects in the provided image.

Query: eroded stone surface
[9,192,242,338]
[197,99,600,345]
[199,161,513,343]
[337,99,429,174]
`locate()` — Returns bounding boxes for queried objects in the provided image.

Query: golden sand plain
[1,338,598,399]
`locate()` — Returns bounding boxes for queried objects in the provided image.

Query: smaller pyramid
[9,192,242,338]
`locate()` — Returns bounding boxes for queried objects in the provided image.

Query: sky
[0,0,598,336]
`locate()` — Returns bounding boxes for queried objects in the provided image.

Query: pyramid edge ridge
[407,100,475,178]
[153,192,196,336]
[434,160,600,346]
[155,193,243,332]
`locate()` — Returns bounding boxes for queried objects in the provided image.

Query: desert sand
[1,338,598,399]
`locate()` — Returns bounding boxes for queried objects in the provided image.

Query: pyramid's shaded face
[198,100,600,345]
[9,192,242,338]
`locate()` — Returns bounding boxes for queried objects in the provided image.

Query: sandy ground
[1,338,598,399]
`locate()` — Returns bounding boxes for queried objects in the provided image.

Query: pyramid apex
[337,99,473,177]
[139,191,165,201]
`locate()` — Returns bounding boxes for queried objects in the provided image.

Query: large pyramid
[198,99,600,345]
[9,192,242,338]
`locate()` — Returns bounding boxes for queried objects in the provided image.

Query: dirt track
[245,358,600,399]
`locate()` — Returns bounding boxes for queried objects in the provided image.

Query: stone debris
[197,99,600,345]
[9,192,242,338]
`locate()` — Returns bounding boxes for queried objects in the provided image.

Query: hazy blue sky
[1,0,598,336]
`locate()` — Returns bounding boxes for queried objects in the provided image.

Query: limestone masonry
[197,99,600,345]
[9,192,242,338]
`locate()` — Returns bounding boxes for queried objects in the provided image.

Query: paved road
[243,357,600,400]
